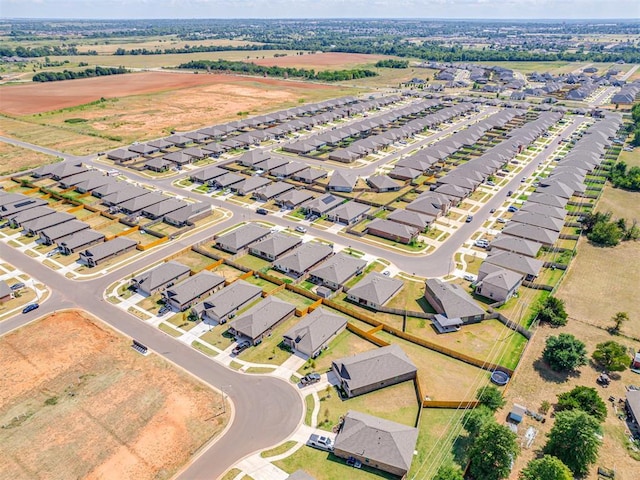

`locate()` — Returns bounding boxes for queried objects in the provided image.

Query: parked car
[490,208,496,213]
[308,434,334,452]
[232,340,251,355]
[507,190,513,197]
[464,274,477,282]
[486,181,495,186]
[507,206,519,213]
[295,226,307,233]
[22,303,39,314]
[383,270,391,276]
[465,215,473,223]
[474,239,489,248]
[10,282,25,291]
[256,208,269,215]
[497,217,507,223]
[300,373,321,386]
[158,305,171,316]
[346,457,362,469]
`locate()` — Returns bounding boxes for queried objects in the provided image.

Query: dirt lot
[0,310,228,480]
[0,141,60,175]
[0,71,341,116]
[253,52,389,70]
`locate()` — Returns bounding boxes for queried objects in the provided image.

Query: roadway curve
[0,242,303,480]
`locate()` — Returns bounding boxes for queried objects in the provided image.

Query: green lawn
[384,279,433,313]
[343,262,385,289]
[234,254,272,271]
[235,314,303,365]
[199,324,236,350]
[298,329,378,375]
[260,441,297,458]
[172,250,216,272]
[273,288,316,308]
[244,275,281,293]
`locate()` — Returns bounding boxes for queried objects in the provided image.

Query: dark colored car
[507,206,519,213]
[158,305,171,316]
[507,190,513,197]
[22,303,39,314]
[10,282,25,291]
[232,340,251,355]
[465,215,473,223]
[300,373,321,386]
[256,208,268,215]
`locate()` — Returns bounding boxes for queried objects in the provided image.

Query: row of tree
[374,59,409,68]
[177,59,378,82]
[630,103,640,147]
[32,66,129,82]
[113,44,280,56]
[610,160,640,191]
[0,44,93,57]
[580,210,640,246]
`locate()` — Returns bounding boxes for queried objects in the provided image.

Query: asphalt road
[0,242,303,480]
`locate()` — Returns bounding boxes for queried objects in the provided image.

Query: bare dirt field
[0,71,340,116]
[0,141,60,175]
[0,310,228,480]
[253,52,390,70]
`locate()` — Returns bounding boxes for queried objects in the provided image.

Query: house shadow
[452,433,472,467]
[325,452,397,480]
[533,358,582,383]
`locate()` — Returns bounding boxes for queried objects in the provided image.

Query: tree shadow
[533,358,582,384]
[452,433,472,467]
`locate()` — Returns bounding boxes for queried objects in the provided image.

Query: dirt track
[0,71,332,115]
[0,310,227,480]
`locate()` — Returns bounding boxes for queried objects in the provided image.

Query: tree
[476,385,506,411]
[468,422,519,480]
[542,334,587,372]
[556,386,607,421]
[537,296,568,327]
[463,405,494,438]
[587,220,623,246]
[611,311,629,333]
[544,410,602,476]
[520,455,573,480]
[592,340,629,372]
[433,463,464,480]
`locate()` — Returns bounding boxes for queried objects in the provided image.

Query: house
[101,186,149,207]
[367,175,402,192]
[119,192,168,216]
[129,143,160,156]
[389,166,421,181]
[8,206,55,228]
[386,209,432,231]
[91,181,130,199]
[253,181,295,201]
[22,212,74,236]
[346,272,403,309]
[238,150,270,167]
[229,296,296,344]
[0,280,14,302]
[162,271,225,311]
[424,278,485,322]
[526,192,569,209]
[327,171,357,192]
[58,170,106,188]
[333,410,419,478]
[283,307,347,358]
[633,352,640,369]
[327,201,370,225]
[141,198,188,220]
[190,166,227,185]
[216,223,271,254]
[273,242,333,278]
[212,172,245,189]
[58,229,105,255]
[301,194,344,217]
[163,151,194,166]
[0,197,47,218]
[233,176,272,196]
[145,157,173,173]
[270,161,307,178]
[291,168,328,184]
[249,232,302,261]
[432,314,464,334]
[107,149,138,162]
[510,211,564,232]
[626,390,640,426]
[75,175,116,194]
[475,264,524,302]
[164,203,210,227]
[164,134,190,147]
[275,189,315,209]
[79,237,138,268]
[131,261,191,296]
[501,223,560,247]
[489,235,542,258]
[332,344,417,398]
[194,280,263,324]
[308,253,367,290]
[484,251,544,281]
[39,219,90,245]
[366,218,419,244]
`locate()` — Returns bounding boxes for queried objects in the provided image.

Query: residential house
[308,253,367,290]
[346,272,403,309]
[301,194,344,217]
[190,166,227,185]
[216,223,271,254]
[164,203,210,227]
[333,410,419,478]
[327,171,357,192]
[8,206,55,228]
[283,307,347,358]
[229,296,296,344]
[233,176,272,196]
[475,264,524,303]
[332,344,417,398]
[367,175,402,192]
[510,211,564,232]
[195,280,263,324]
[489,235,542,258]
[131,261,191,296]
[162,271,225,311]
[291,168,328,184]
[145,157,173,173]
[141,198,188,220]
[79,237,138,268]
[212,172,245,189]
[626,390,640,426]
[424,278,485,322]
[129,143,160,156]
[238,150,270,167]
[39,220,89,245]
[501,223,560,246]
[0,280,14,302]
[107,149,138,162]
[58,229,105,255]
[254,157,289,173]
[101,186,149,207]
[386,210,432,231]
[22,212,74,236]
[327,201,370,225]
[119,192,168,216]
[484,251,544,281]
[275,190,315,209]
[163,151,194,166]
[388,166,421,181]
[75,175,117,194]
[253,182,295,201]
[270,161,307,178]
[366,218,419,244]
[273,242,333,278]
[91,181,130,199]
[0,197,47,218]
[249,233,302,261]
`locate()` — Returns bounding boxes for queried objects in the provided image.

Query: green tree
[537,296,568,327]
[433,463,464,480]
[476,385,506,411]
[520,455,573,480]
[463,405,494,438]
[542,334,587,372]
[611,311,629,333]
[592,340,629,372]
[468,422,519,480]
[544,410,602,476]
[556,386,607,421]
[587,220,623,246]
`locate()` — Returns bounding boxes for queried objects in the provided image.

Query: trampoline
[491,370,510,386]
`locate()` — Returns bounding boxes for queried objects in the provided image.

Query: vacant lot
[253,52,390,70]
[0,310,228,480]
[0,142,60,175]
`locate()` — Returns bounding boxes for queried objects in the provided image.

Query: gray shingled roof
[231,295,295,340]
[333,344,417,393]
[366,218,419,239]
[501,222,560,245]
[22,212,74,233]
[0,280,12,299]
[489,235,542,258]
[119,192,168,213]
[101,185,148,205]
[40,219,89,242]
[510,211,564,232]
[347,272,403,306]
[58,229,105,251]
[478,265,523,290]
[309,253,366,285]
[249,232,302,258]
[80,237,137,263]
[367,175,401,191]
[425,278,486,319]
[283,307,347,355]
[386,209,432,229]
[164,271,225,306]
[197,280,263,320]
[217,223,271,251]
[8,206,55,225]
[142,197,188,218]
[302,194,344,215]
[275,242,333,274]
[485,250,544,277]
[328,201,370,222]
[276,189,315,206]
[132,261,191,293]
[328,170,357,191]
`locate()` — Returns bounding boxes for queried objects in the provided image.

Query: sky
[2,0,639,20]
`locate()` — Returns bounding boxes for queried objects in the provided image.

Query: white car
[464,274,477,282]
[295,226,307,233]
[308,434,334,452]
[474,240,489,248]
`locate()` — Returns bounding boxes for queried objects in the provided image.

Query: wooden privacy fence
[137,236,168,251]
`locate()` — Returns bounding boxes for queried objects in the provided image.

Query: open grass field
[253,52,390,70]
[0,310,228,480]
[0,141,60,176]
[618,149,640,169]
[171,249,216,272]
[299,328,378,375]
[474,61,582,75]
